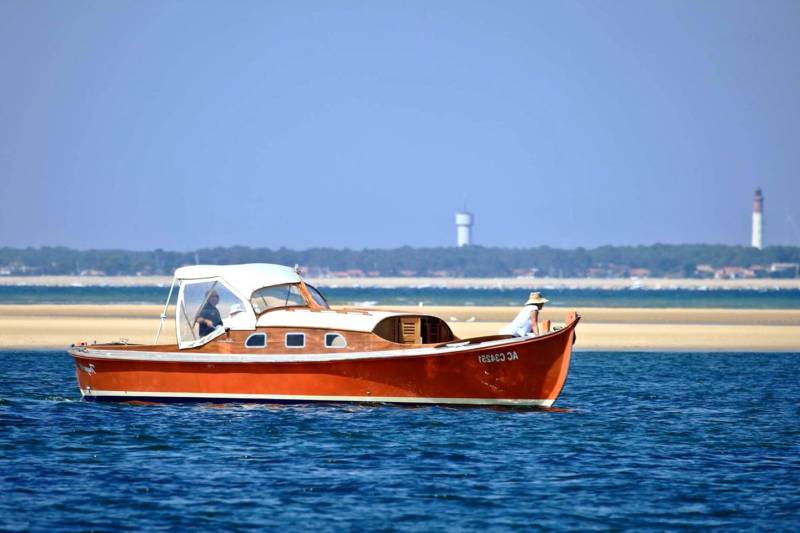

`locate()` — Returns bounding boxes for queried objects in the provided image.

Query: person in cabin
[196,290,223,337]
[499,292,549,337]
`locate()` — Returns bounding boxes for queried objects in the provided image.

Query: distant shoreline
[0,275,799,290]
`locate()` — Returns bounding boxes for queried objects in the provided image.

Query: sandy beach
[1,304,797,352]
[1,275,799,290]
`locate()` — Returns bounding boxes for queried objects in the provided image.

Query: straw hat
[525,292,549,305]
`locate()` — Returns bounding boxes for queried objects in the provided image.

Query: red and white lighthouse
[751,189,763,249]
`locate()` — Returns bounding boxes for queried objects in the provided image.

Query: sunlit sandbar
[1,304,797,352]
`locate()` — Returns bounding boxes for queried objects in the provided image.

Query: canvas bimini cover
[171,264,302,349]
[174,264,302,296]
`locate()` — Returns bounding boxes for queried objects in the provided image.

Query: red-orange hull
[70,319,578,407]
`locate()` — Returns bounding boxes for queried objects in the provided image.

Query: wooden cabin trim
[71,317,580,364]
[297,279,323,310]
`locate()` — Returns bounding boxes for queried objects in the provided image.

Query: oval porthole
[324,333,347,348]
[245,332,267,348]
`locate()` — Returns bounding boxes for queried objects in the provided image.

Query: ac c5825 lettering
[477,351,519,364]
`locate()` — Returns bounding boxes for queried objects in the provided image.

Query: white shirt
[499,305,538,337]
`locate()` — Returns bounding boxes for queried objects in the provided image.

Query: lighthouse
[751,189,763,250]
[455,211,473,247]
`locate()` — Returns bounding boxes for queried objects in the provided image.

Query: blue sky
[1,0,798,250]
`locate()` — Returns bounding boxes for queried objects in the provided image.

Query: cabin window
[245,333,267,348]
[178,280,247,345]
[324,333,347,348]
[251,284,306,314]
[285,333,305,348]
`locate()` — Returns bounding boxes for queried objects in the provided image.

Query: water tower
[455,211,473,247]
[752,189,763,250]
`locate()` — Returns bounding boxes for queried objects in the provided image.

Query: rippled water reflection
[1,351,798,531]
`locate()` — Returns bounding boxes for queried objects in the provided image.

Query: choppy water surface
[1,351,799,531]
[2,285,799,308]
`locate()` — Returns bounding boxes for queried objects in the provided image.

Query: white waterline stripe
[80,389,554,407]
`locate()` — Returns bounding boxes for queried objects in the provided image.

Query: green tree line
[1,244,799,277]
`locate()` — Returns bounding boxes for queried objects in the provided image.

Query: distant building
[717,266,756,279]
[752,189,764,249]
[770,262,800,278]
[628,268,651,278]
[79,269,106,276]
[455,211,473,247]
[695,264,716,278]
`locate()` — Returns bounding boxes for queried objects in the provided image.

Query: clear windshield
[306,284,330,309]
[179,280,247,343]
[250,283,307,314]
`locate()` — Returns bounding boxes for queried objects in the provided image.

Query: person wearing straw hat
[499,292,549,337]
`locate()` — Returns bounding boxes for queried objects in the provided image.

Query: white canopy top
[173,263,302,298]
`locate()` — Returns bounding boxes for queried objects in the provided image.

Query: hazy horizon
[3,242,800,254]
[1,1,799,250]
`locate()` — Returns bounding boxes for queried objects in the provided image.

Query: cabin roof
[256,308,415,333]
[174,263,301,297]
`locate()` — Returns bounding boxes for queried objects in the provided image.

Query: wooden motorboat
[69,264,579,407]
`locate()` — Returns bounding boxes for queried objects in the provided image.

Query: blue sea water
[2,285,799,308]
[1,351,799,531]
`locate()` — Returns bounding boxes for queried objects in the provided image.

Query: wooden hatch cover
[398,317,421,344]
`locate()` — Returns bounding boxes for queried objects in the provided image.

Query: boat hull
[70,318,578,407]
